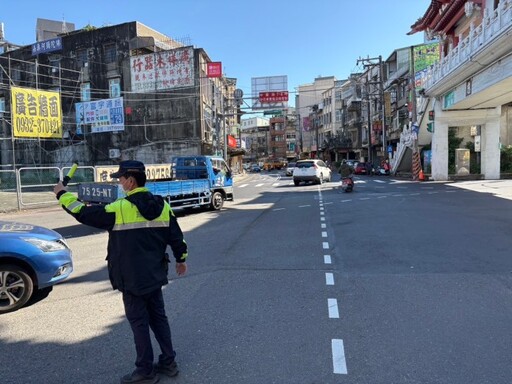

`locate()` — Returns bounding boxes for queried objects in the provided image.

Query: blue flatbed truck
[77,156,233,211]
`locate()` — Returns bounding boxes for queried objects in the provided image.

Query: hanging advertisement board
[130,46,194,93]
[75,97,124,133]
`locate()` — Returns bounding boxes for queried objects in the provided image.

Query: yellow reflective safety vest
[58,187,187,295]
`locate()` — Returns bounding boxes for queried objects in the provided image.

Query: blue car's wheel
[0,265,34,314]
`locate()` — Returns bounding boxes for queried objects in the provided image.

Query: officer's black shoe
[154,360,179,377]
[120,370,159,384]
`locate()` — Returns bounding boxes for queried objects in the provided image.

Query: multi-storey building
[0,21,235,167]
[410,0,512,180]
[284,107,297,161]
[295,76,337,158]
[240,116,269,162]
[269,115,286,159]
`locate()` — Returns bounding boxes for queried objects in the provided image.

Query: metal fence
[0,166,95,213]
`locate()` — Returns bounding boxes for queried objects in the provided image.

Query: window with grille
[76,49,88,67]
[104,44,117,64]
[109,78,121,98]
[81,83,91,101]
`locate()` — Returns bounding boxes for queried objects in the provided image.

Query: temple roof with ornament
[408,0,483,35]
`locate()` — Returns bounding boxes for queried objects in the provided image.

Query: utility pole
[222,94,227,161]
[410,45,420,180]
[364,73,372,165]
[378,55,387,160]
[357,55,386,164]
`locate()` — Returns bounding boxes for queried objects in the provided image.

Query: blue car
[0,221,73,314]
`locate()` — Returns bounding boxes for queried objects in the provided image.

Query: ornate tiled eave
[433,0,467,32]
[408,0,448,34]
[408,0,479,35]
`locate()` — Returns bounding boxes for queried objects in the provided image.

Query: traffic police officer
[54,160,188,384]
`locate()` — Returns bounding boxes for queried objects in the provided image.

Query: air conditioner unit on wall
[109,148,121,159]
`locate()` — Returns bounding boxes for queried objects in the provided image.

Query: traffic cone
[419,169,425,181]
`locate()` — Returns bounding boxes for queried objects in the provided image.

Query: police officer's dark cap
[110,160,146,178]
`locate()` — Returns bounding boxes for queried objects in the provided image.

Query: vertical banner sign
[11,87,62,138]
[227,134,237,148]
[414,43,440,90]
[75,97,124,133]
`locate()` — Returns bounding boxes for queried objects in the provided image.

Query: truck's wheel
[210,191,224,210]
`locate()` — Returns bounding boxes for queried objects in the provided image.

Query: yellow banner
[11,86,63,138]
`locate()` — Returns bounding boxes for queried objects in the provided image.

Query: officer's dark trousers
[122,289,176,375]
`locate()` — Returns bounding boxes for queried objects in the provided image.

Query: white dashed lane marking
[328,298,340,318]
[332,339,348,374]
[325,273,334,285]
[324,255,331,264]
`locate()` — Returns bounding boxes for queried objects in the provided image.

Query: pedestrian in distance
[53,160,188,384]
[365,161,373,176]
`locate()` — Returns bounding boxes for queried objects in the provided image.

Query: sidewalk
[445,179,512,201]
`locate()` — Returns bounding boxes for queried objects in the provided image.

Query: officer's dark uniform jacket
[57,187,188,296]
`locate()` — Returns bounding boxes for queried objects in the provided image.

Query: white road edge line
[332,339,348,374]
[328,298,339,318]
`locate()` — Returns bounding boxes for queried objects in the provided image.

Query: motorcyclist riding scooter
[339,160,354,192]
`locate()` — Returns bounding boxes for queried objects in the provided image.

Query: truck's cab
[77,155,233,211]
[173,156,233,205]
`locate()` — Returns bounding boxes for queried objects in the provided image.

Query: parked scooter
[340,176,354,192]
[373,166,390,176]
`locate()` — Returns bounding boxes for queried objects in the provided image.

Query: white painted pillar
[481,116,501,179]
[431,121,449,181]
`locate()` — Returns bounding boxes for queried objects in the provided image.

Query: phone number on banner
[14,116,62,138]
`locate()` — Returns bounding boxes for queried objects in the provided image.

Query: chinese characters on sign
[95,164,172,182]
[130,47,194,93]
[207,62,222,78]
[258,91,289,103]
[31,37,62,56]
[11,87,62,138]
[75,97,124,133]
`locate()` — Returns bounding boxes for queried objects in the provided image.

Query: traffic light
[428,110,435,121]
[427,122,434,133]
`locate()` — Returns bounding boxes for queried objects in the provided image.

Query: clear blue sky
[1,0,430,100]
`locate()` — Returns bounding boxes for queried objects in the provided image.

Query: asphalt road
[1,174,512,384]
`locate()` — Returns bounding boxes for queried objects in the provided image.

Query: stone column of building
[481,108,501,180]
[431,119,449,181]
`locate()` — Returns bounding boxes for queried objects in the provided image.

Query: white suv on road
[293,159,332,186]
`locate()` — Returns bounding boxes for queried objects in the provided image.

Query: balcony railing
[425,0,512,90]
